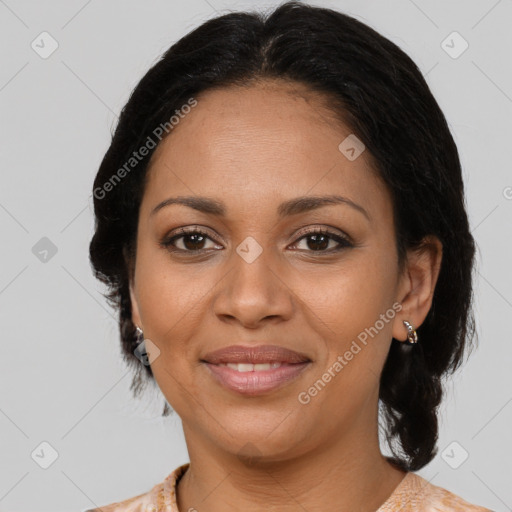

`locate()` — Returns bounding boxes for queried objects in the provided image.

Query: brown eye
[160,226,352,255]
[161,228,222,253]
[292,228,352,252]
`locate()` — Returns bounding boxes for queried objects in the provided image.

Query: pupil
[184,234,205,250]
[308,234,328,251]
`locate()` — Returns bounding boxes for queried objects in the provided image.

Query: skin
[129,79,443,512]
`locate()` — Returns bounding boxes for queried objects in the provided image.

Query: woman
[87,2,493,511]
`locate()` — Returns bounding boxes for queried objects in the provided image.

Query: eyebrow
[150,194,370,222]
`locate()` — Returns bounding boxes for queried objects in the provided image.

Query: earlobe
[392,236,443,342]
[129,281,142,329]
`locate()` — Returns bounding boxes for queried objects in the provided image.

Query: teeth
[220,362,283,371]
[228,363,253,372]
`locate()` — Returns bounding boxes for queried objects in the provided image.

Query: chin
[207,419,310,461]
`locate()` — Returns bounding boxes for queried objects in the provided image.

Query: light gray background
[0,0,510,511]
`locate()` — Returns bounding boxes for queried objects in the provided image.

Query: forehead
[142,80,391,224]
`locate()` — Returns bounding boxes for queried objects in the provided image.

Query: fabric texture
[85,463,493,512]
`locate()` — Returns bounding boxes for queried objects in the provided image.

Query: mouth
[202,361,311,396]
[201,344,311,365]
[200,344,312,396]
[214,362,291,371]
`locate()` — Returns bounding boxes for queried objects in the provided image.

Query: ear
[392,235,443,342]
[129,280,143,330]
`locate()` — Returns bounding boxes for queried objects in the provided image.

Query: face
[129,80,413,461]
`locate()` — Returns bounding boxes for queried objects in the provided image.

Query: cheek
[296,254,396,381]
[135,244,208,328]
[296,254,394,328]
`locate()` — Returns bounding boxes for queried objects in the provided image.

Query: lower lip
[203,362,311,396]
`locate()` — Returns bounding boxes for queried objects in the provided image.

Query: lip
[200,344,312,396]
[203,361,311,396]
[201,344,311,364]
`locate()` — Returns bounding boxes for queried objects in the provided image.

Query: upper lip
[201,345,311,364]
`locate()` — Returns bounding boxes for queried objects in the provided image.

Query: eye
[160,226,353,255]
[160,227,222,253]
[290,228,352,253]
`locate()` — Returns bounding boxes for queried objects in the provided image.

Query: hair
[89,1,478,472]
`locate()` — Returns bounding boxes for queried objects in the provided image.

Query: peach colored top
[85,463,493,512]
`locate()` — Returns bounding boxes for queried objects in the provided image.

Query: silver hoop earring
[402,320,418,344]
[133,325,151,366]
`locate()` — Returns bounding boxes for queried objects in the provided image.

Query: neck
[176,407,407,512]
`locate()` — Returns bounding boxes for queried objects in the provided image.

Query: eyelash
[160,226,353,255]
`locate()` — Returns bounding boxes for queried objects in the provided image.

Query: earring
[402,320,418,344]
[134,325,151,366]
[135,325,144,343]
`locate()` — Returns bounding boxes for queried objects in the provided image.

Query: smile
[216,362,285,371]
[203,361,311,395]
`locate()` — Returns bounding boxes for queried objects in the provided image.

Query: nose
[212,245,294,329]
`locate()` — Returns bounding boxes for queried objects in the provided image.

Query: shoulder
[83,485,160,512]
[378,471,494,512]
[83,463,190,512]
